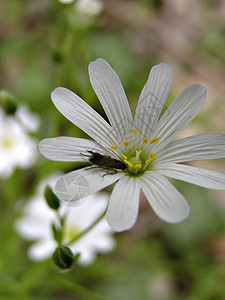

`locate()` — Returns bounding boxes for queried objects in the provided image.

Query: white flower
[75,0,103,16]
[0,108,37,178]
[38,58,225,232]
[58,0,74,4]
[15,175,115,266]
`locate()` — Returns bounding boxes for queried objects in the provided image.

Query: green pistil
[123,150,156,175]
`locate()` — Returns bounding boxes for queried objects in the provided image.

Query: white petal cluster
[75,0,103,16]
[39,58,225,232]
[58,0,103,16]
[15,175,115,265]
[0,107,38,178]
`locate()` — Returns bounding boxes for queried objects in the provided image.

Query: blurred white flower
[16,105,40,132]
[15,175,116,266]
[0,108,37,178]
[58,0,74,3]
[75,0,103,16]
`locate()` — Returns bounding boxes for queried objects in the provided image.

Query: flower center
[1,137,14,150]
[65,224,80,241]
[111,129,159,176]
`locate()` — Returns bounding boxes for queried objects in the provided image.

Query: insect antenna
[80,152,91,157]
[107,148,125,162]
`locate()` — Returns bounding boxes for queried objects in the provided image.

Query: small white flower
[75,0,103,16]
[39,58,225,232]
[15,175,115,265]
[0,108,37,178]
[58,0,74,4]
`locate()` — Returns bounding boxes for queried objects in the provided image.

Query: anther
[124,160,133,167]
[146,152,156,164]
[132,128,137,135]
[149,137,159,144]
[111,145,118,150]
[123,140,129,146]
[143,137,148,144]
[122,154,127,160]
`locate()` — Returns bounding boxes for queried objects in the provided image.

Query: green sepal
[0,90,17,115]
[52,223,63,244]
[73,253,81,262]
[45,185,60,210]
[52,245,74,270]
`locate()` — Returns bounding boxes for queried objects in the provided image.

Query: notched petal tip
[88,58,109,73]
[89,57,107,65]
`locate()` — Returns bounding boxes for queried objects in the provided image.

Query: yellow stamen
[143,137,148,144]
[133,128,137,135]
[149,137,159,144]
[150,152,155,159]
[134,164,142,170]
[124,159,133,167]
[123,140,129,146]
[146,152,156,164]
[111,145,118,150]
[122,154,127,160]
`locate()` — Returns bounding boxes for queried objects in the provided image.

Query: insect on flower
[38,58,225,232]
[81,150,128,173]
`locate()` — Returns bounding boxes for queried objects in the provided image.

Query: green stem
[67,209,107,246]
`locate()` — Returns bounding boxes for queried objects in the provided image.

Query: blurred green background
[0,0,225,299]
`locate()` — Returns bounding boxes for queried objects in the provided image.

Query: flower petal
[38,137,106,162]
[156,132,225,164]
[53,168,124,206]
[156,163,225,190]
[51,87,118,148]
[134,63,173,138]
[28,240,56,261]
[140,172,190,223]
[106,176,140,232]
[153,84,207,152]
[89,58,133,141]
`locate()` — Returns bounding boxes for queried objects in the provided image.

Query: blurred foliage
[0,0,225,299]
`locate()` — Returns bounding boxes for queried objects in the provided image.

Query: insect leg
[103,169,118,177]
[84,166,98,170]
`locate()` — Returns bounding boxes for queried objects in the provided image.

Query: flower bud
[0,90,17,115]
[52,245,74,269]
[51,48,64,64]
[45,185,60,210]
